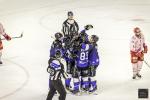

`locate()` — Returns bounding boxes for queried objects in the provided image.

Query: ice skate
[66,85,70,90]
[88,86,98,95]
[66,86,73,93]
[89,90,98,95]
[132,76,136,79]
[0,61,3,64]
[71,90,80,95]
[136,73,142,78]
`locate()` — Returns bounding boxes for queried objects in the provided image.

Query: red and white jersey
[130,34,145,53]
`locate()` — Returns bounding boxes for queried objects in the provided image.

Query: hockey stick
[144,60,150,68]
[1,32,23,40]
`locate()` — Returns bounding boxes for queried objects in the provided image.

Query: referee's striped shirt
[62,19,79,36]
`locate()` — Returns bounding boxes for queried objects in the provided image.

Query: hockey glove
[47,67,56,76]
[47,67,51,73]
[3,34,11,40]
[143,43,148,53]
[90,66,95,72]
[84,24,93,30]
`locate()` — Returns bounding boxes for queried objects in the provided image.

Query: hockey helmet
[53,40,62,48]
[68,11,74,19]
[55,50,62,58]
[134,27,141,33]
[90,35,99,43]
[67,11,73,16]
[55,32,63,40]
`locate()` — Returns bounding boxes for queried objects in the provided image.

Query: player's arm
[47,58,52,73]
[60,62,68,79]
[143,43,148,53]
[143,36,148,53]
[62,21,68,36]
[74,20,79,33]
[0,23,11,40]
[62,23,66,36]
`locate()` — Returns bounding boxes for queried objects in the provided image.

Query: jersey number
[80,52,88,60]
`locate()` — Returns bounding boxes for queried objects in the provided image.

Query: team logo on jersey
[138,89,149,98]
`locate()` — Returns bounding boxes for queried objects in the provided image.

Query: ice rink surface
[0,0,150,100]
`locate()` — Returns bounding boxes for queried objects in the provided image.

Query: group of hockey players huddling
[49,11,100,95]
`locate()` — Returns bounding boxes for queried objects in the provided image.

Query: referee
[62,11,79,38]
[46,50,68,100]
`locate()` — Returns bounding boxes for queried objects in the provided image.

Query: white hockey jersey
[130,34,145,53]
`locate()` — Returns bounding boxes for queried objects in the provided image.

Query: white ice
[0,0,150,100]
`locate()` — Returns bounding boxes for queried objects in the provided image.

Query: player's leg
[49,77,51,90]
[65,61,73,90]
[65,74,72,89]
[137,54,144,78]
[132,63,138,79]
[54,80,66,100]
[46,81,56,100]
[48,78,57,95]
[131,53,138,79]
[71,67,80,94]
[88,65,97,93]
[137,61,143,78]
[81,68,89,92]
[0,50,2,64]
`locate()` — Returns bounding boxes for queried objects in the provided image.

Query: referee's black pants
[46,79,66,100]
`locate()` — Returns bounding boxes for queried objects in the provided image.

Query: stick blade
[20,33,23,37]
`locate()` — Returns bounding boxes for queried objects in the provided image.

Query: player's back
[76,43,91,68]
[89,45,99,66]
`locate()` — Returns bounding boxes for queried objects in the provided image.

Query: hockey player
[62,11,79,38]
[50,32,64,57]
[0,23,11,64]
[49,32,64,91]
[71,35,93,94]
[79,24,93,43]
[64,37,81,92]
[63,35,73,90]
[54,32,63,41]
[63,24,93,92]
[130,27,148,79]
[62,35,72,50]
[46,50,68,100]
[88,35,100,93]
